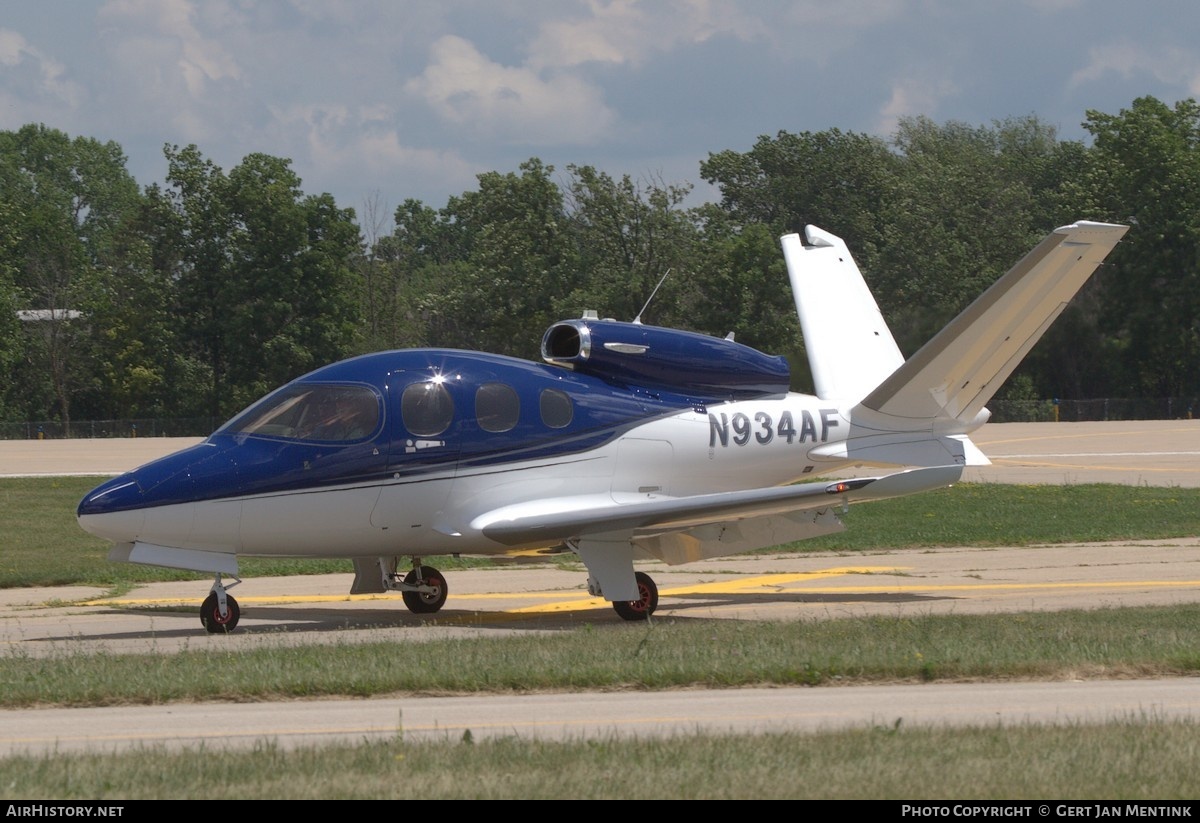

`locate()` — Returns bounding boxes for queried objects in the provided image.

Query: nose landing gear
[200,573,242,633]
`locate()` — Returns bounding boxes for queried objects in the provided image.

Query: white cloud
[0,29,28,66]
[1,0,1196,215]
[1070,42,1200,97]
[0,27,83,109]
[98,0,242,98]
[525,0,769,70]
[405,34,617,144]
[875,75,961,137]
[265,102,480,207]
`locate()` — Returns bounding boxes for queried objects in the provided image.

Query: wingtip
[1054,220,1131,237]
[802,224,838,248]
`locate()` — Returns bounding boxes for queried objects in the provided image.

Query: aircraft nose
[77,473,147,542]
[78,473,143,515]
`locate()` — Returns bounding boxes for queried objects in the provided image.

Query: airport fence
[0,398,1196,440]
[986,397,1197,423]
[0,418,220,441]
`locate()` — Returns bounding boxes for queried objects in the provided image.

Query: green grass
[5,722,1200,800]
[4,607,1200,708]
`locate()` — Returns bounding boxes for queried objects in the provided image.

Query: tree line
[1,95,1197,432]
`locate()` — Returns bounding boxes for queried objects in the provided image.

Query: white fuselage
[81,393,862,563]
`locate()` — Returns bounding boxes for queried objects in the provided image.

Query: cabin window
[402,380,454,437]
[539,388,573,429]
[476,383,519,433]
[223,384,380,442]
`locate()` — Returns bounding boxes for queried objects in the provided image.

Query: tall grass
[5,721,1200,799]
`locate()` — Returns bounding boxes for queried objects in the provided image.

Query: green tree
[878,116,1065,350]
[429,159,576,358]
[225,154,364,407]
[696,116,1113,404]
[163,145,364,418]
[363,198,469,353]
[685,211,804,384]
[161,144,237,418]
[556,165,698,328]
[75,186,203,421]
[698,128,900,386]
[1084,96,1200,401]
[0,199,24,420]
[0,124,144,430]
[700,128,899,264]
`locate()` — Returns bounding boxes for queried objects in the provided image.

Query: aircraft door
[231,383,392,555]
[370,374,463,539]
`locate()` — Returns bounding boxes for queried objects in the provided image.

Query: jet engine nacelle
[541,317,790,399]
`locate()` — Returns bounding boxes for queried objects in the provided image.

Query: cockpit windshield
[219,384,381,442]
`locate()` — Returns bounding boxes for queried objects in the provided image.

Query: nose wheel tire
[200,592,241,633]
[612,571,658,621]
[402,565,448,614]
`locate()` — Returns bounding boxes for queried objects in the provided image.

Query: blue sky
[2,1,1198,225]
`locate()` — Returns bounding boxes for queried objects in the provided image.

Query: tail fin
[781,226,904,403]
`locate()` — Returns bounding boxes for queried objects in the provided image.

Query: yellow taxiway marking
[502,568,907,614]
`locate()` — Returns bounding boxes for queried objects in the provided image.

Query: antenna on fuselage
[633,268,672,325]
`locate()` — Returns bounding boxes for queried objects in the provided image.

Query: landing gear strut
[382,557,448,615]
[200,573,242,633]
[612,571,658,621]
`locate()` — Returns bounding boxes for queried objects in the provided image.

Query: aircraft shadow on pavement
[35,603,596,644]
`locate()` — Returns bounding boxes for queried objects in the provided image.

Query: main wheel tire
[612,571,658,621]
[402,566,448,614]
[200,592,240,633]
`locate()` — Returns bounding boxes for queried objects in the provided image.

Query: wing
[859,221,1129,425]
[472,465,962,599]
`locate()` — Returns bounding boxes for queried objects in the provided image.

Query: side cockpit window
[475,383,519,433]
[224,385,381,442]
[402,380,455,437]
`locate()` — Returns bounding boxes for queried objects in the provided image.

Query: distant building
[17,309,82,322]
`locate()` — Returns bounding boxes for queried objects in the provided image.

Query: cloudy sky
[2,1,1198,224]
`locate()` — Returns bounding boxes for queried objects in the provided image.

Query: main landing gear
[196,558,651,631]
[200,573,242,633]
[612,571,659,621]
[383,558,449,615]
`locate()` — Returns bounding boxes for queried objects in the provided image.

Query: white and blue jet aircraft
[77,221,1128,632]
